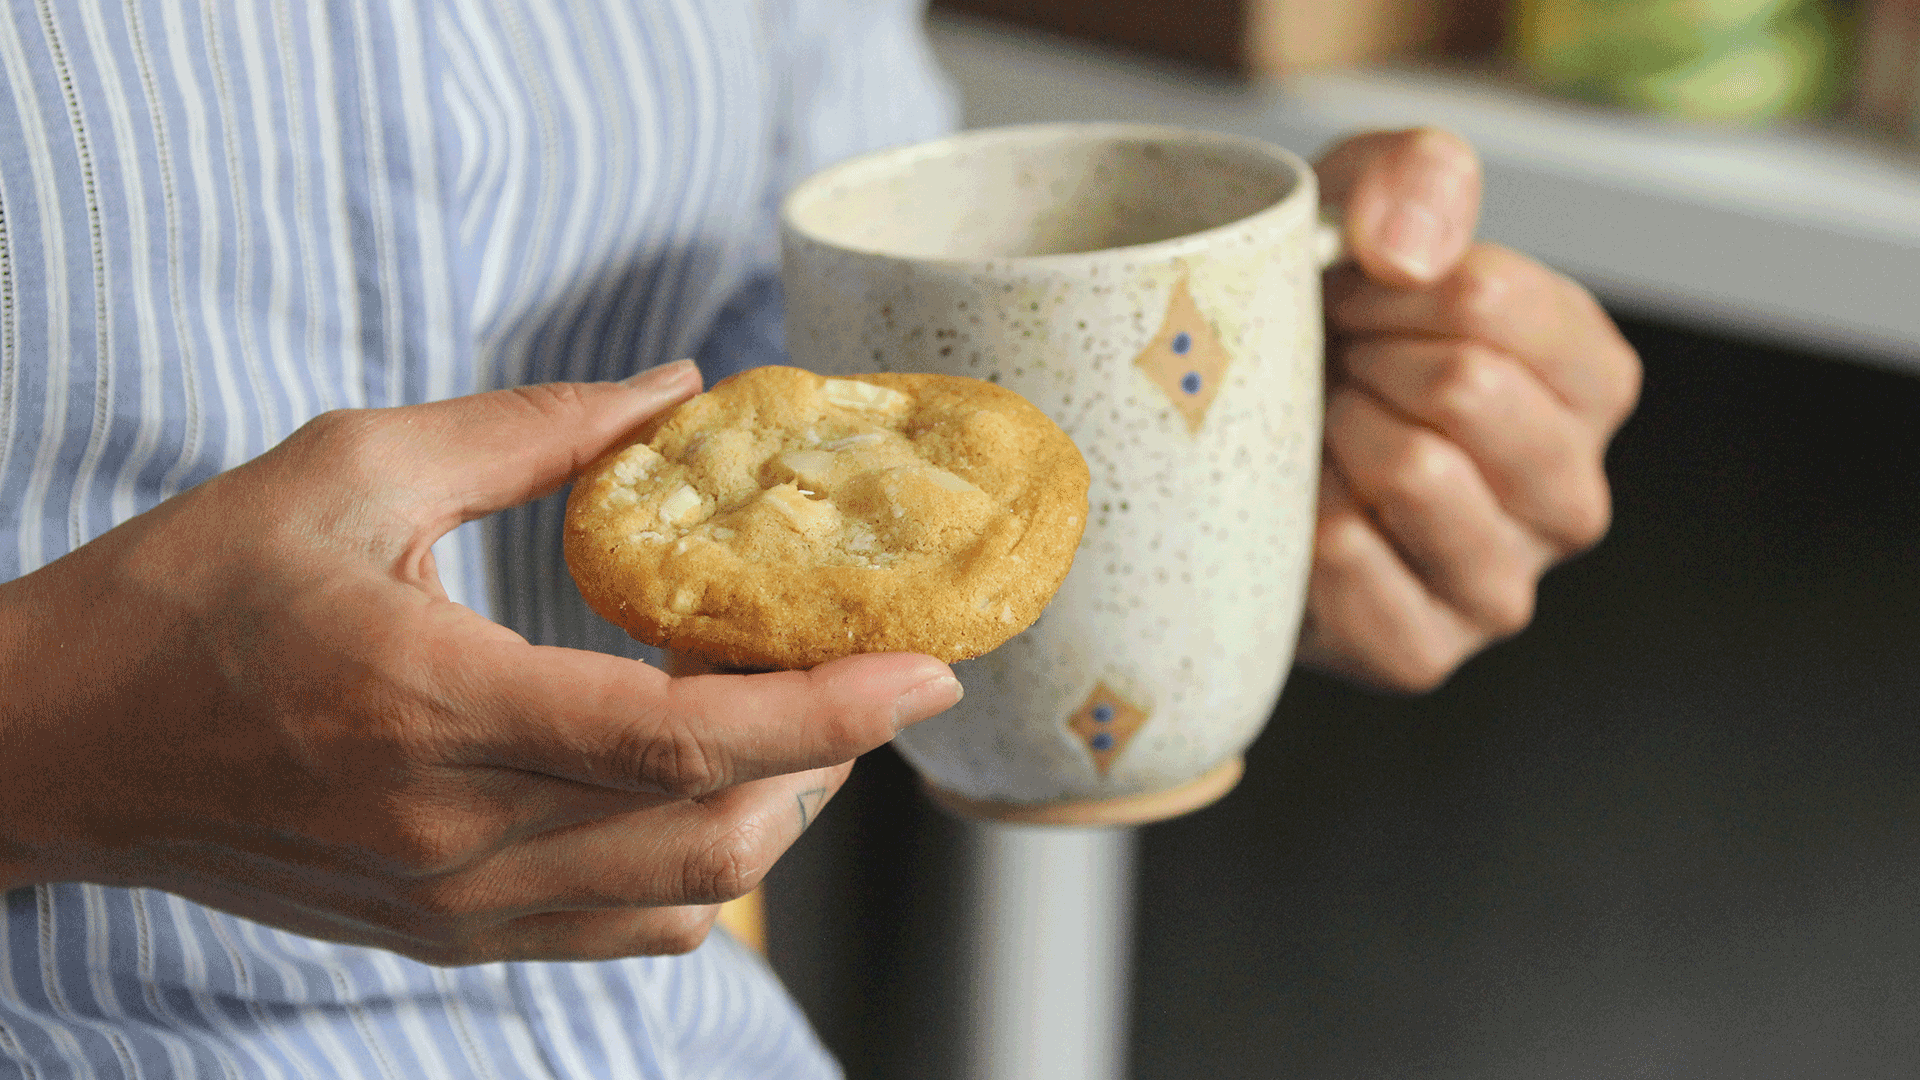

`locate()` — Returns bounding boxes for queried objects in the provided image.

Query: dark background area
[768,312,1920,1079]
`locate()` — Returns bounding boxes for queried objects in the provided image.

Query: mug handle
[1314,210,1347,271]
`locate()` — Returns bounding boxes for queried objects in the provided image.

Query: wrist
[0,560,95,890]
[0,574,41,888]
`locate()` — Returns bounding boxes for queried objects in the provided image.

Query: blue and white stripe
[0,1,956,1076]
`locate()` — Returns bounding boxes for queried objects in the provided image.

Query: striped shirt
[0,1,955,1076]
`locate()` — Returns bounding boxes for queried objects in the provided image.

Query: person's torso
[0,2,954,1076]
[0,0,781,582]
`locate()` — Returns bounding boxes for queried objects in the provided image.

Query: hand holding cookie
[1303,128,1642,690]
[0,361,961,962]
[566,366,1090,670]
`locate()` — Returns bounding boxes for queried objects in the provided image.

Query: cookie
[565,365,1090,669]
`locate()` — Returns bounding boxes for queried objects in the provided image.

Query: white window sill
[928,13,1920,373]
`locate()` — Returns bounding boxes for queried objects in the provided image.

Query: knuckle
[1322,385,1371,438]
[1376,432,1468,510]
[1385,642,1457,695]
[685,819,771,903]
[1423,343,1507,429]
[1602,340,1646,426]
[1312,511,1376,578]
[1561,294,1644,430]
[375,812,487,877]
[505,381,593,423]
[807,704,875,763]
[1443,254,1515,329]
[651,908,718,956]
[329,693,459,782]
[298,407,394,478]
[1474,578,1537,639]
[1558,478,1614,550]
[295,406,370,446]
[627,712,724,798]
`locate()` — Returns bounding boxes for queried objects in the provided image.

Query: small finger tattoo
[795,787,828,831]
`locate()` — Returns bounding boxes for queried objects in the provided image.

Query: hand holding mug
[1304,129,1642,691]
[780,123,1641,822]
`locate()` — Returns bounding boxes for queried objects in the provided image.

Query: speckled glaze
[781,123,1332,819]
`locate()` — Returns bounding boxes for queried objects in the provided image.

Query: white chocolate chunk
[825,431,885,451]
[923,466,980,494]
[610,443,664,485]
[626,530,668,544]
[602,486,640,507]
[822,378,909,412]
[658,483,705,526]
[669,586,700,614]
[780,449,840,491]
[762,482,839,535]
[708,526,737,541]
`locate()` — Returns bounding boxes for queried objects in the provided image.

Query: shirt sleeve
[697,0,961,382]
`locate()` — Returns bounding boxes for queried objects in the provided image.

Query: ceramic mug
[780,123,1340,825]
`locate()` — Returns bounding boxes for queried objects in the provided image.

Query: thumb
[1315,127,1482,288]
[407,359,701,527]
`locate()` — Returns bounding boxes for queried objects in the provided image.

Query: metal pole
[960,823,1138,1080]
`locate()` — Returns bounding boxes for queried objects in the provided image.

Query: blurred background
[762,3,1920,1077]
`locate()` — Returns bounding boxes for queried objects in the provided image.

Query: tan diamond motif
[1067,681,1149,776]
[1132,275,1231,434]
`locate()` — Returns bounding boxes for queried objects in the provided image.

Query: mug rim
[778,121,1317,270]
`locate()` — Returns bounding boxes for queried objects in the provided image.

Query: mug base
[921,756,1244,826]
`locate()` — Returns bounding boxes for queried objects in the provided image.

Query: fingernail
[1378,202,1444,280]
[892,675,963,731]
[622,358,699,388]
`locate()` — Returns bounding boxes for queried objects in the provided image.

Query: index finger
[455,640,961,797]
[1326,244,1641,431]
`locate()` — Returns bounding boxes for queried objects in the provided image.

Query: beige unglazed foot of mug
[921,756,1245,827]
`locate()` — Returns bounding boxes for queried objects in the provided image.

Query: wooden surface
[933,0,1247,71]
[931,0,1502,74]
[716,889,766,954]
[922,757,1245,827]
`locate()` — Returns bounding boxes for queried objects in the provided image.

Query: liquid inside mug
[781,123,1341,825]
